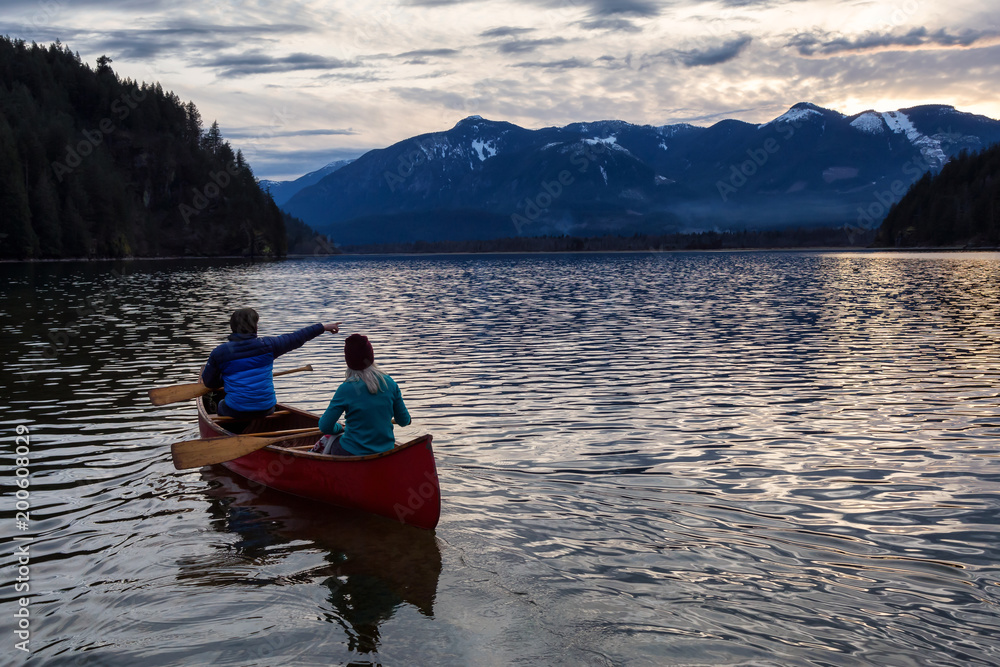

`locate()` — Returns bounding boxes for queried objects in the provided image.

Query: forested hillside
[0,37,292,259]
[877,144,1000,247]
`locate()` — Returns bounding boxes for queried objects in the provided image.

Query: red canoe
[197,397,441,530]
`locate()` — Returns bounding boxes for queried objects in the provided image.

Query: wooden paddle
[148,364,313,406]
[171,427,323,470]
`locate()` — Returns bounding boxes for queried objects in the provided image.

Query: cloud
[0,0,169,12]
[788,27,1000,57]
[580,0,661,17]
[397,48,461,58]
[714,0,802,5]
[578,18,642,33]
[678,35,752,66]
[403,0,480,6]
[205,51,361,77]
[92,34,191,60]
[1,20,316,62]
[646,35,753,68]
[497,37,569,54]
[514,58,593,69]
[225,128,359,139]
[480,26,535,38]
[593,54,634,69]
[392,87,480,111]
[412,69,457,79]
[405,0,661,16]
[312,71,386,82]
[100,20,311,38]
[661,106,766,124]
[398,48,461,64]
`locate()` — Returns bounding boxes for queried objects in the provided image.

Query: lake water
[1,251,999,666]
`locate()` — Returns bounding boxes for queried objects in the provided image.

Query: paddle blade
[170,430,321,470]
[149,382,211,406]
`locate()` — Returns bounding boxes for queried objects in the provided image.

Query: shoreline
[0,254,282,264]
[324,246,1000,257]
[4,246,1000,263]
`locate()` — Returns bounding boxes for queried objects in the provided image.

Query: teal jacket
[318,374,411,455]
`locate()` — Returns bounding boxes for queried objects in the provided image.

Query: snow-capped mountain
[849,109,953,169]
[260,159,354,206]
[281,103,1000,245]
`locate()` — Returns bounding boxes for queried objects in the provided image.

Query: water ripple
[1,252,999,665]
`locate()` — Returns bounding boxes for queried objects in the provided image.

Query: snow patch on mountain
[850,112,884,135]
[322,158,354,171]
[471,138,497,161]
[881,110,916,136]
[759,107,823,128]
[584,135,619,148]
[882,111,947,168]
[417,137,455,160]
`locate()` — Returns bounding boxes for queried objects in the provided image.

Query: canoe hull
[197,398,440,530]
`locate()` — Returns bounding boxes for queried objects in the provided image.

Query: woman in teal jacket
[316,334,411,456]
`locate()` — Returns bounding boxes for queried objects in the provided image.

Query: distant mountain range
[280,103,1000,246]
[260,159,354,206]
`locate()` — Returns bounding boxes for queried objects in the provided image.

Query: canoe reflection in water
[181,465,442,655]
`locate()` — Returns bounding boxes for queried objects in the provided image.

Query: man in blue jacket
[202,308,340,418]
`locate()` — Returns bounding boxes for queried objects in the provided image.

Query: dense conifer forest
[0,37,319,259]
[341,226,874,254]
[876,144,1000,247]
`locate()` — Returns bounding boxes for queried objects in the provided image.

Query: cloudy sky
[4,0,998,179]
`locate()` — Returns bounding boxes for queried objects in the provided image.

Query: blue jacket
[319,374,411,455]
[202,323,324,412]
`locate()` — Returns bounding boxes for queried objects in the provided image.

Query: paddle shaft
[272,365,314,378]
[171,428,323,470]
[148,364,313,406]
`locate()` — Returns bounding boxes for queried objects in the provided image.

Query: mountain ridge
[260,158,355,206]
[282,103,1000,246]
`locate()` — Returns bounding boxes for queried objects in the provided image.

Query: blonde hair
[345,362,388,394]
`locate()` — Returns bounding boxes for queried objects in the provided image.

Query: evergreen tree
[184,101,202,145]
[28,169,62,254]
[0,110,37,258]
[202,120,223,155]
[96,54,113,75]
